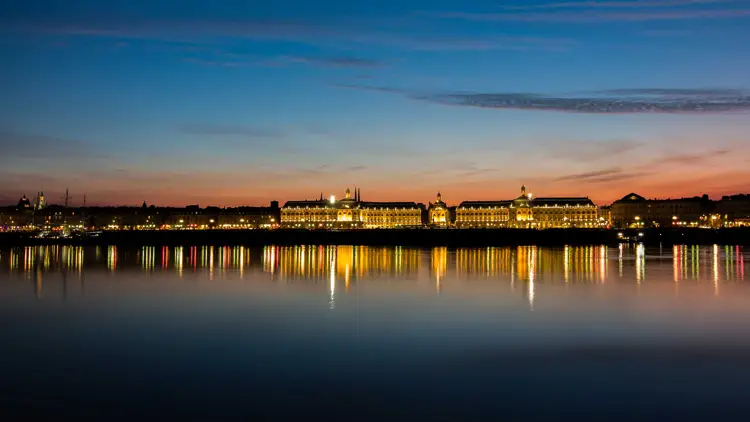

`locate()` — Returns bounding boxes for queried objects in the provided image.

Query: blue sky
[1,0,749,206]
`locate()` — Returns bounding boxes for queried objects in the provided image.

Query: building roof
[283,198,422,209]
[360,201,421,209]
[458,197,595,208]
[615,193,647,202]
[429,201,448,209]
[17,195,32,210]
[533,197,595,206]
[282,199,330,208]
[458,200,512,208]
[612,192,709,204]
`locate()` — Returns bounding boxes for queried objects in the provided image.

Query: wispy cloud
[598,88,742,96]
[546,139,644,161]
[387,35,579,51]
[7,18,578,52]
[179,124,284,139]
[282,56,385,68]
[431,1,750,22]
[639,29,694,37]
[657,148,731,164]
[184,53,386,69]
[0,131,111,161]
[551,147,732,186]
[330,83,405,94]
[497,0,732,10]
[555,167,652,182]
[333,85,750,114]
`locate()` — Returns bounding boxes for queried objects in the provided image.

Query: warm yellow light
[672,216,678,220]
[209,219,215,223]
[329,195,335,203]
[179,219,184,224]
[634,216,641,221]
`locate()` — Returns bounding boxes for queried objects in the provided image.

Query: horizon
[2,1,750,206]
[2,186,745,209]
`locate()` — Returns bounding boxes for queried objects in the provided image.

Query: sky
[1,0,749,207]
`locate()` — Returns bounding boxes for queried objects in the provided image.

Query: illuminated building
[455,200,510,228]
[610,193,713,228]
[598,206,612,227]
[715,194,750,227]
[33,192,46,210]
[427,192,452,227]
[456,185,598,228]
[5,188,750,232]
[7,201,281,231]
[281,188,424,229]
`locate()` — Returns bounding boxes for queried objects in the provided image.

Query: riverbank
[1,228,749,247]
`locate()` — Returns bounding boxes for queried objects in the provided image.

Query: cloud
[333,85,750,114]
[280,56,385,68]
[598,88,742,96]
[431,5,750,22]
[545,148,732,189]
[182,57,251,68]
[555,167,652,182]
[639,29,693,37]
[181,48,387,69]
[496,0,732,10]
[546,139,644,161]
[329,83,406,94]
[0,131,110,161]
[657,148,731,165]
[386,35,579,51]
[6,18,578,52]
[179,124,283,139]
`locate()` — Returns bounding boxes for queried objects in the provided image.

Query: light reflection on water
[1,244,750,419]
[2,244,746,304]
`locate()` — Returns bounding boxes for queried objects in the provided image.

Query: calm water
[1,244,749,420]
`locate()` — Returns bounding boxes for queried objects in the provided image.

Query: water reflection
[1,244,747,300]
[3,244,750,421]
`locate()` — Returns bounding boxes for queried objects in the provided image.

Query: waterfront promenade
[1,228,749,247]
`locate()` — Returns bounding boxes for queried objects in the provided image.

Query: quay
[1,228,749,247]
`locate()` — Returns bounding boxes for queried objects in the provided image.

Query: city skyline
[2,0,750,206]
[1,185,745,208]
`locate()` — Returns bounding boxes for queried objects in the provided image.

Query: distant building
[33,191,46,210]
[599,205,612,227]
[455,185,599,229]
[455,199,510,228]
[16,195,32,211]
[427,192,451,227]
[281,188,423,229]
[609,193,713,228]
[715,194,750,227]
